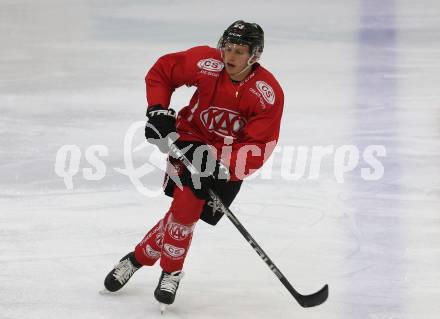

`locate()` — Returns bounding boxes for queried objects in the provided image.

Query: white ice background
[1,0,439,318]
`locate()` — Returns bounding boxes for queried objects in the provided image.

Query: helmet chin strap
[232,54,259,79]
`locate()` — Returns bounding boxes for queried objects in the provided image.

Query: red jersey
[146,46,284,181]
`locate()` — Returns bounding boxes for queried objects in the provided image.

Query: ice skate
[154,270,184,313]
[159,303,167,315]
[101,252,142,293]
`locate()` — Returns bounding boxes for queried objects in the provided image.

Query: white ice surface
[1,1,439,318]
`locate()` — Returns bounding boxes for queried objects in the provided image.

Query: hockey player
[103,20,284,311]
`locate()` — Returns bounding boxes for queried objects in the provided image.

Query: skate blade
[159,303,167,315]
[99,288,112,295]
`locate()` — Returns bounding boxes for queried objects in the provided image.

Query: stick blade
[297,284,329,308]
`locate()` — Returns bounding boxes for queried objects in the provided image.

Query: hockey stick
[167,141,329,308]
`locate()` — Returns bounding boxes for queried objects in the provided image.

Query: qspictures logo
[54,121,387,197]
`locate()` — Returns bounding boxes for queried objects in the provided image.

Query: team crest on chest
[200,107,247,138]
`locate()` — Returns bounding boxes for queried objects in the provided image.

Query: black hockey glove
[145,105,177,153]
[189,159,230,200]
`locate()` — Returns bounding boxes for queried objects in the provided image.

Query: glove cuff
[146,105,176,119]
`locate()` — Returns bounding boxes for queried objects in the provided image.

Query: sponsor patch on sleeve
[256,80,276,105]
[197,58,224,72]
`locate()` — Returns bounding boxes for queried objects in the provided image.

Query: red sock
[160,213,195,272]
[134,186,205,271]
[134,211,171,266]
[160,186,205,272]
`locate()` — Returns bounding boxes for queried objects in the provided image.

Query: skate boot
[154,270,184,312]
[102,252,142,292]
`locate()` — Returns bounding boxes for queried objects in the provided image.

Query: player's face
[223,43,252,81]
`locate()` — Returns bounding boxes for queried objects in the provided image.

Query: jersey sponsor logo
[163,244,185,259]
[200,107,247,138]
[255,81,275,105]
[197,58,224,72]
[167,222,193,241]
[144,244,161,259]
